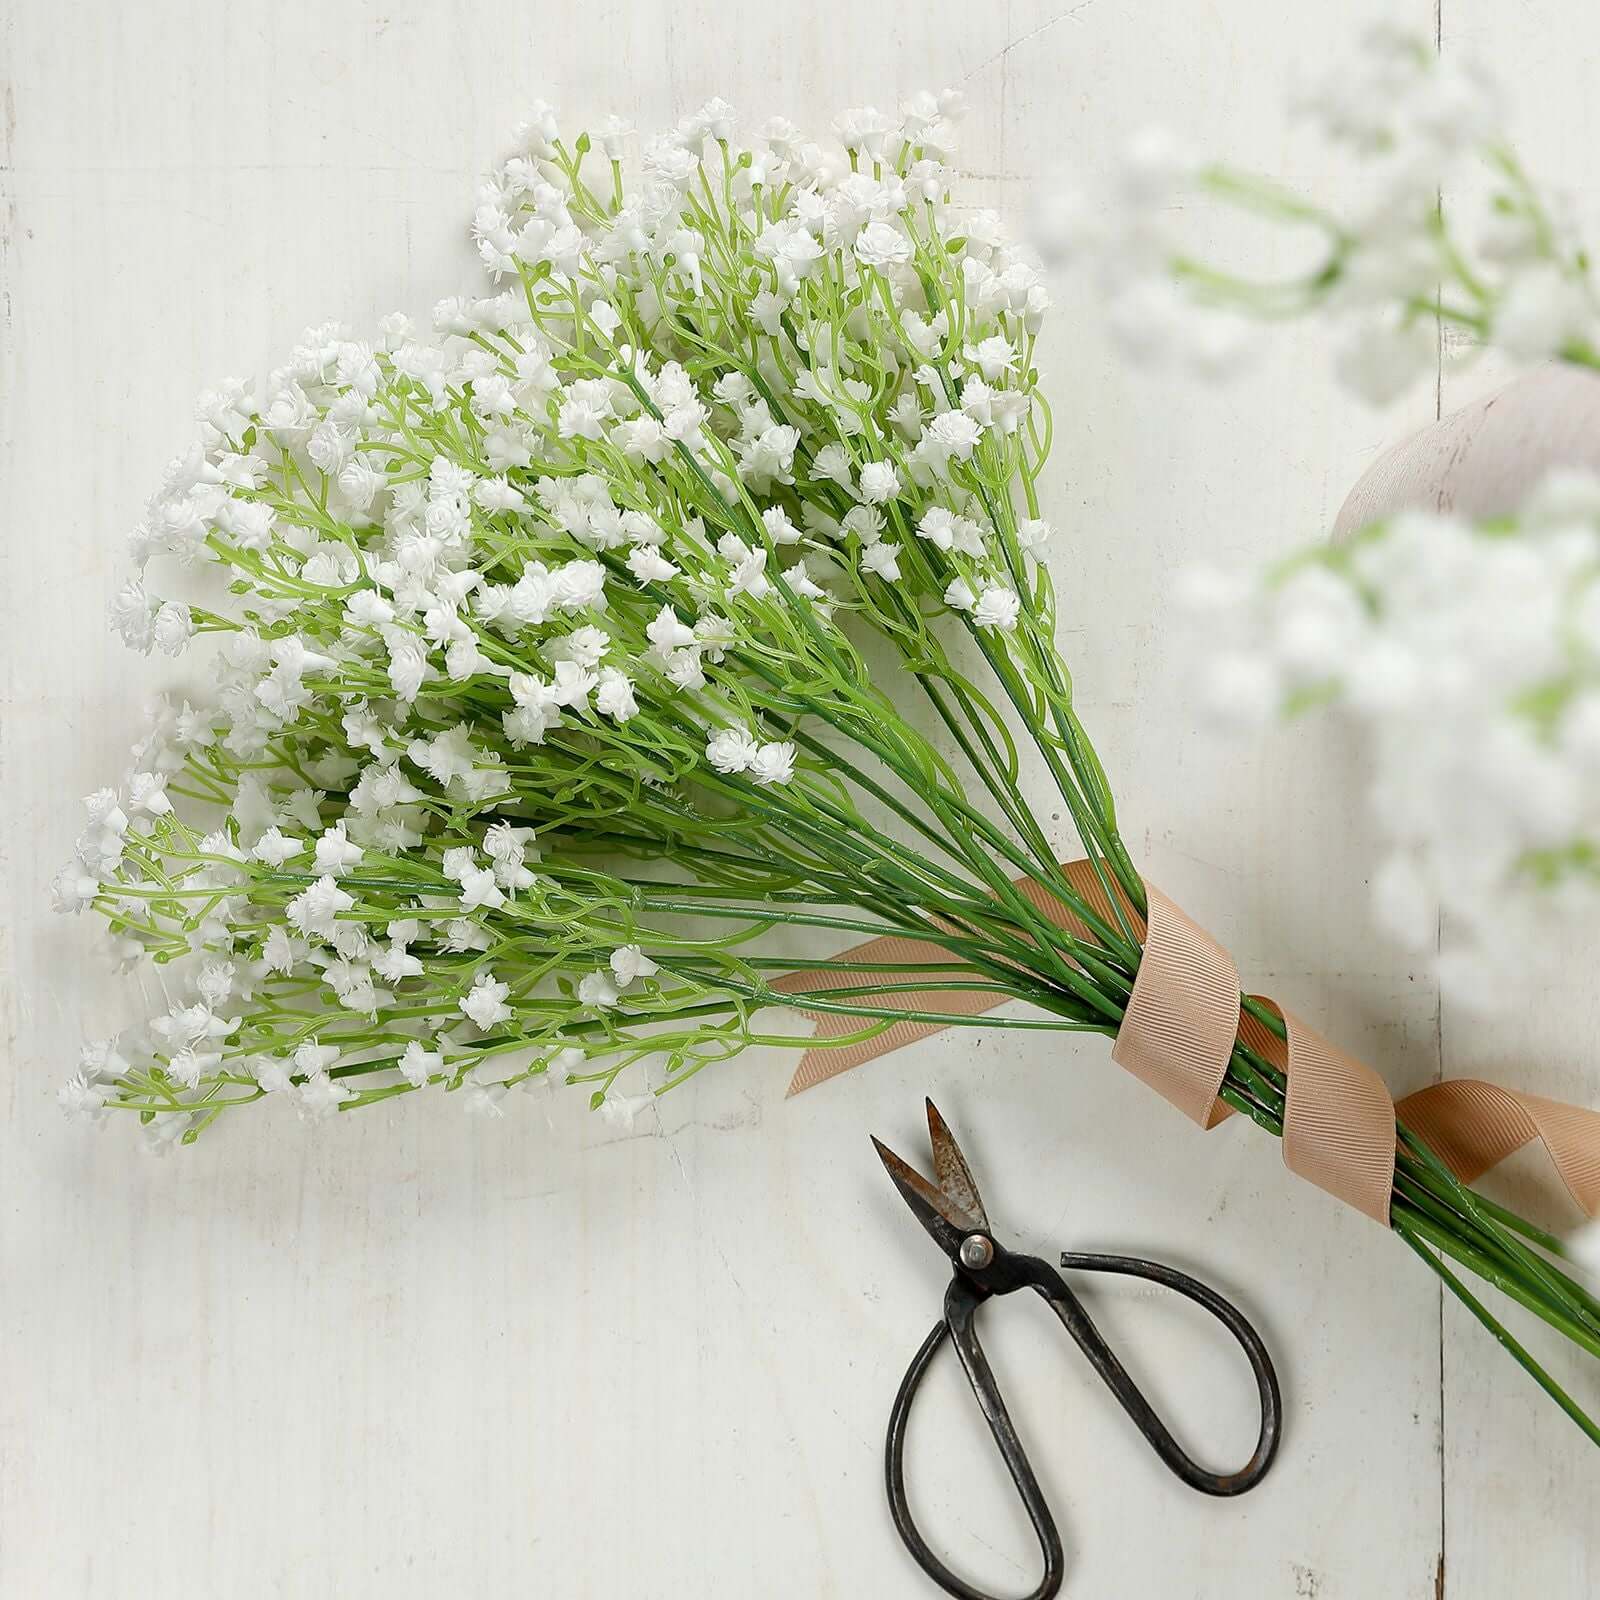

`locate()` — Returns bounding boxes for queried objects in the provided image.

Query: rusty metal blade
[925,1098,989,1230]
[871,1135,976,1260]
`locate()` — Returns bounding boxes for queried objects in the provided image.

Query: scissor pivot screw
[959,1234,995,1270]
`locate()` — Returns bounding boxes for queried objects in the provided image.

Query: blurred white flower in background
[1184,472,1600,1005]
[1033,25,1600,401]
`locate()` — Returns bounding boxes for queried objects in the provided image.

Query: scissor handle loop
[885,1278,1065,1600]
[1047,1251,1282,1495]
[884,1254,1282,1600]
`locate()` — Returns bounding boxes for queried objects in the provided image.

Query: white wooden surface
[2,3,1596,1595]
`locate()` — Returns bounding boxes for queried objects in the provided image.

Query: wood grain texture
[0,1,1590,1595]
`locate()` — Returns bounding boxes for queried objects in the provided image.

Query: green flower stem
[1397,1225,1600,1450]
[1398,1128,1600,1338]
[1395,1197,1600,1364]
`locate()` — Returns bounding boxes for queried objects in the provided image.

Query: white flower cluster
[1036,27,1599,403]
[1188,472,1600,1004]
[55,88,1060,1141]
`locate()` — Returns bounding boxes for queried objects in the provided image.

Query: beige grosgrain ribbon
[773,860,1600,1226]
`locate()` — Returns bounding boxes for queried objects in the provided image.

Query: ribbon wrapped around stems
[772,860,1600,1226]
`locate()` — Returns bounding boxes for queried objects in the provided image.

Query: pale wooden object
[1334,363,1600,535]
[0,2,1591,1596]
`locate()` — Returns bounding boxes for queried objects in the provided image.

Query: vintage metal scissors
[873,1100,1282,1600]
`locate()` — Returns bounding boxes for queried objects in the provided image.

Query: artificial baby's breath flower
[855,221,913,269]
[251,827,304,866]
[398,1041,443,1089]
[57,1072,108,1123]
[288,876,354,939]
[943,576,977,612]
[610,944,659,986]
[749,741,797,786]
[543,1046,585,1087]
[597,1091,656,1131]
[972,584,1021,632]
[463,1080,509,1118]
[578,971,621,1009]
[858,461,901,505]
[313,823,364,877]
[461,974,513,1031]
[861,542,902,580]
[706,727,759,774]
[298,1071,354,1120]
[925,410,982,462]
[151,602,194,657]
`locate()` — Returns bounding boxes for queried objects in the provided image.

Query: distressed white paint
[0,2,1593,1595]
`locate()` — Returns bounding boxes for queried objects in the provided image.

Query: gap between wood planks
[1432,6,1448,1595]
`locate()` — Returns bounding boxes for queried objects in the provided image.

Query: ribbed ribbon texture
[772,861,1600,1226]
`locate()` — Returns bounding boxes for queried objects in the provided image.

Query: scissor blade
[925,1098,989,1231]
[872,1135,978,1261]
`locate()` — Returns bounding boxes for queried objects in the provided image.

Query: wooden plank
[1435,5,1600,1593]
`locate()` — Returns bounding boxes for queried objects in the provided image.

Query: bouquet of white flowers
[52,77,1600,1442]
